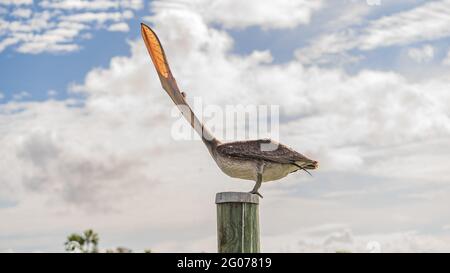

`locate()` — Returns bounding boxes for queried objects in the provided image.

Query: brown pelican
[141,23,318,197]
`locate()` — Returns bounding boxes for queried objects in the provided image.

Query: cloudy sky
[1,0,450,253]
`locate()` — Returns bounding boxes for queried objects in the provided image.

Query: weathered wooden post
[216,192,260,253]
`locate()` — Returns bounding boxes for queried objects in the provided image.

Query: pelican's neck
[159,76,220,156]
[176,102,220,157]
[201,125,221,157]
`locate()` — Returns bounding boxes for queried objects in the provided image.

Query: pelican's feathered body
[141,23,318,197]
[215,139,317,181]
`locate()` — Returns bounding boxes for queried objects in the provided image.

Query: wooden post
[216,192,260,253]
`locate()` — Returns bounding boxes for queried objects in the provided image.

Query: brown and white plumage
[141,23,318,197]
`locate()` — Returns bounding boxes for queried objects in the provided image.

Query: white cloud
[0,0,32,5]
[0,1,142,54]
[407,44,434,63]
[323,2,371,30]
[0,249,15,253]
[62,10,134,23]
[11,8,32,18]
[0,37,20,52]
[40,0,143,10]
[14,21,87,54]
[3,10,55,33]
[2,0,450,252]
[443,49,450,66]
[80,32,93,40]
[17,42,80,54]
[12,91,31,100]
[296,0,450,64]
[40,0,118,10]
[150,0,323,30]
[47,90,57,97]
[262,226,450,253]
[359,0,450,50]
[107,22,130,32]
[0,92,4,100]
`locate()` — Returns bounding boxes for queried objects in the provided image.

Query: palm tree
[83,229,99,253]
[64,229,99,253]
[64,229,151,253]
[64,233,85,252]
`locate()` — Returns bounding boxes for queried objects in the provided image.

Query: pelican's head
[300,158,319,170]
[294,156,319,176]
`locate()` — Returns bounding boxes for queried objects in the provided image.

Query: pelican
[141,23,318,197]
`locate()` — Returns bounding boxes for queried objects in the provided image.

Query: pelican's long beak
[140,23,186,106]
[141,23,170,79]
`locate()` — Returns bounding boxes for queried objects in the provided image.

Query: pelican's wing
[141,23,186,106]
[217,139,309,164]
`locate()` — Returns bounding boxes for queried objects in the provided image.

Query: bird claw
[249,190,263,198]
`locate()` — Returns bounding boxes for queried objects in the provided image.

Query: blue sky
[0,0,447,102]
[1,30,129,101]
[1,0,450,252]
[0,1,149,102]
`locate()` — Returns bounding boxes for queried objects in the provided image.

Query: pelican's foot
[249,190,263,198]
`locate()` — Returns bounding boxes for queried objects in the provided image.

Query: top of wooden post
[215,192,259,204]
